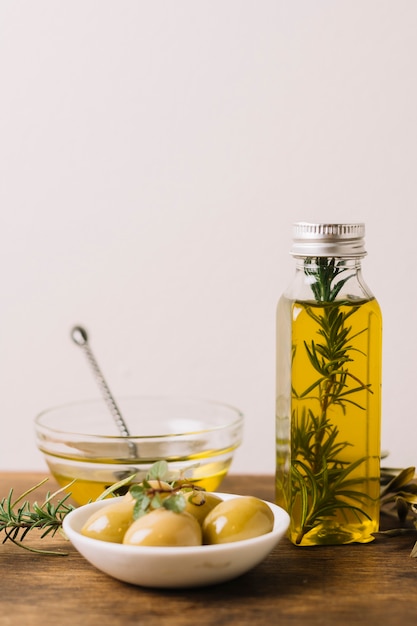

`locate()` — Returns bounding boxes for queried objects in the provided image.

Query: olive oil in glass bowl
[34,396,244,505]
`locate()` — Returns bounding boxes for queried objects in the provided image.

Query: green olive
[123,508,202,547]
[81,499,135,543]
[182,491,223,525]
[202,496,274,544]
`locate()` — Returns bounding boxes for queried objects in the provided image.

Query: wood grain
[1,472,416,626]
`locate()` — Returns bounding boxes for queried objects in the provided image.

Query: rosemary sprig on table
[0,472,137,556]
[0,479,76,556]
[290,257,374,544]
[0,461,197,555]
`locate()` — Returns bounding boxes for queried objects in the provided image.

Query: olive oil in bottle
[275,223,382,546]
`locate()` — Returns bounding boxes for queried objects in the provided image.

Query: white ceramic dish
[63,493,290,589]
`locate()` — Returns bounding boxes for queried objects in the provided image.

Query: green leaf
[163,493,186,514]
[133,494,151,520]
[411,541,417,558]
[396,496,410,522]
[380,466,416,497]
[150,493,164,509]
[147,460,169,481]
[129,484,145,499]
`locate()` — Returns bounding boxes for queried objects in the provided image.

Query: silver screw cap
[291,222,367,258]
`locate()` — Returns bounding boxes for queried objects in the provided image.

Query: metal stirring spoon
[71,325,137,457]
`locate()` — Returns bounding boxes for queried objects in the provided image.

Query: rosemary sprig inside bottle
[289,257,380,545]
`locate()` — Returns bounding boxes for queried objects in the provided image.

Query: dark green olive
[202,496,274,544]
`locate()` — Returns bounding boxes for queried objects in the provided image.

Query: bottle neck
[294,256,362,274]
[289,256,372,302]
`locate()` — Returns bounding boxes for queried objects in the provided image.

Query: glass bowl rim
[34,395,244,440]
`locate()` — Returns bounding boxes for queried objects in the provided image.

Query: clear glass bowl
[34,396,244,504]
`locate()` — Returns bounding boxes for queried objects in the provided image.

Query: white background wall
[1,1,416,475]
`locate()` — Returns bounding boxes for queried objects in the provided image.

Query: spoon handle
[71,325,131,438]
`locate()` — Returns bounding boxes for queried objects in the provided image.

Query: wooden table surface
[1,472,417,626]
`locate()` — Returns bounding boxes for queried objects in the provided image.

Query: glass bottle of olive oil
[275,223,382,546]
